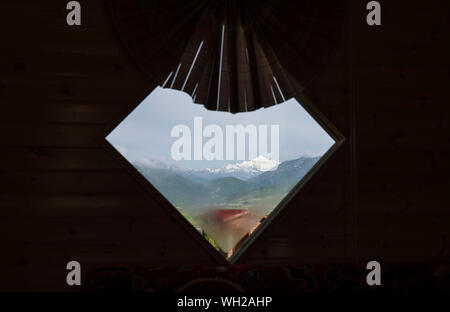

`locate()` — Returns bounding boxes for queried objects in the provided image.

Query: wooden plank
[240,236,350,263]
[0,0,112,30]
[358,192,450,213]
[0,194,164,217]
[0,52,130,79]
[1,25,124,56]
[0,216,196,242]
[0,124,100,147]
[0,76,147,102]
[266,214,348,237]
[1,171,145,194]
[1,240,218,267]
[0,148,120,171]
[0,102,122,123]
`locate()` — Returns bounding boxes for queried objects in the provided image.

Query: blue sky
[106,87,334,170]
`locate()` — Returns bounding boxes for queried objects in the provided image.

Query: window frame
[99,84,345,265]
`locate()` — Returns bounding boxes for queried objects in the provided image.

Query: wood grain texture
[0,0,449,291]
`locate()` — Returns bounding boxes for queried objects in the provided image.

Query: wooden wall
[241,1,450,265]
[0,0,449,290]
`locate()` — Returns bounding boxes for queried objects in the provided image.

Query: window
[106,87,336,260]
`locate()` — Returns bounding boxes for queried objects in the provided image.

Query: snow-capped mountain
[195,156,279,180]
[222,155,279,172]
[135,156,279,181]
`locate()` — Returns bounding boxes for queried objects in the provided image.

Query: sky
[106,87,335,170]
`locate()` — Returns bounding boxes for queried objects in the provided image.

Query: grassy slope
[135,157,319,215]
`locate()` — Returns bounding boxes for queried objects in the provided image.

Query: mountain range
[134,156,320,214]
[137,155,279,182]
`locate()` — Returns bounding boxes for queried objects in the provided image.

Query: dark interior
[0,0,449,291]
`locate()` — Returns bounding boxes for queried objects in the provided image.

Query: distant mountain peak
[222,155,279,173]
[135,155,323,182]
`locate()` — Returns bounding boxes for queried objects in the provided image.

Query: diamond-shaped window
[106,87,337,261]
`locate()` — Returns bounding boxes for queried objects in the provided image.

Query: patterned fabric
[86,263,450,293]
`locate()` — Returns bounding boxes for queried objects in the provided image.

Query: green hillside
[248,157,319,187]
[205,177,258,201]
[134,156,319,215]
[135,165,211,209]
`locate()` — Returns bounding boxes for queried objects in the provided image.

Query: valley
[134,156,320,254]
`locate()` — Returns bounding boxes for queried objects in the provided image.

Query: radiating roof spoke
[170,63,182,89]
[270,85,278,105]
[161,72,173,88]
[217,25,225,111]
[273,76,286,102]
[182,41,204,91]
